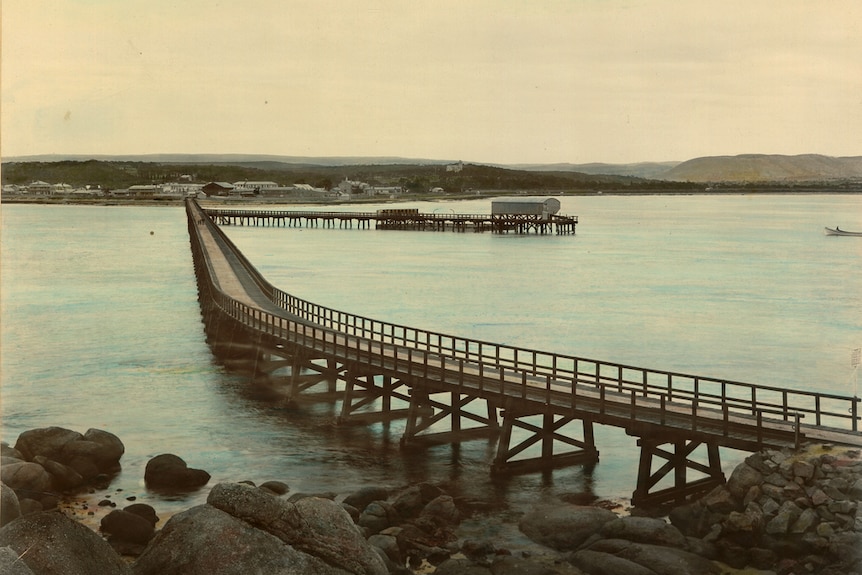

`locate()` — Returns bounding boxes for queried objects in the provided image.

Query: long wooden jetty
[186,199,861,507]
[202,206,579,234]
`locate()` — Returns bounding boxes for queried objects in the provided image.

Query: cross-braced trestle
[631,434,725,507]
[491,405,599,475]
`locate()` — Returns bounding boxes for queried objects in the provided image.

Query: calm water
[2,194,860,535]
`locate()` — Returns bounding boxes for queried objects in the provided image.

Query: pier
[186,199,861,507]
[202,206,579,234]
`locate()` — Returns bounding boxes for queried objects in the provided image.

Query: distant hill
[1,153,455,167]
[505,161,680,179]
[4,159,696,193]
[5,153,861,185]
[659,154,862,182]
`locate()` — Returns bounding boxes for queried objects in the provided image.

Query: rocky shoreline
[1,427,860,574]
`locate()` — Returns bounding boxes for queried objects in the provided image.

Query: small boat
[824,226,862,237]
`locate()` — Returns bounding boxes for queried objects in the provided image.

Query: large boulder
[1,483,21,527]
[599,516,688,548]
[0,511,130,575]
[419,494,460,528]
[358,500,399,535]
[206,481,388,575]
[726,462,764,501]
[13,427,83,462]
[61,436,124,478]
[518,504,617,551]
[9,427,124,489]
[569,548,656,575]
[101,509,156,545]
[130,505,347,575]
[35,457,84,490]
[392,483,444,520]
[143,454,210,490]
[575,538,721,575]
[668,500,715,537]
[73,428,125,467]
[123,503,159,527]
[343,485,390,512]
[0,461,53,497]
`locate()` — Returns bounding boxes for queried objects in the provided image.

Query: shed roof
[491,197,561,216]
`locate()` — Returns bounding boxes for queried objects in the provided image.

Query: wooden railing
[188,200,860,438]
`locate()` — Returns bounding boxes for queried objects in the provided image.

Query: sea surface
[2,194,860,542]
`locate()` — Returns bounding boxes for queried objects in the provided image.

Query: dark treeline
[1,160,706,193]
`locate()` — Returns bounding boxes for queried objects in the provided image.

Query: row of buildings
[201,179,418,198]
[3,177,443,200]
[3,181,198,199]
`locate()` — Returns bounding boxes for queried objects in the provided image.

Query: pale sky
[2,0,861,165]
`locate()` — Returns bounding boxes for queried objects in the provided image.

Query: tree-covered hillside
[1,160,703,192]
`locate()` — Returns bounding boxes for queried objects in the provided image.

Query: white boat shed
[491,197,561,220]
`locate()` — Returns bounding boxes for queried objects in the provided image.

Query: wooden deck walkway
[186,199,861,506]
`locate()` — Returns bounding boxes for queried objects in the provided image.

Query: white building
[27,181,52,195]
[232,181,279,191]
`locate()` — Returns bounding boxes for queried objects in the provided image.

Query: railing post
[757,410,763,446]
[660,394,666,425]
[691,398,697,431]
[815,395,821,426]
[794,412,801,449]
[407,348,413,377]
[572,372,577,410]
[853,397,859,432]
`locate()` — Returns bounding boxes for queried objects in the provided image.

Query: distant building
[202,182,236,196]
[51,183,74,195]
[232,181,279,191]
[338,178,365,195]
[491,197,561,220]
[446,161,464,172]
[369,186,404,196]
[163,182,204,197]
[27,181,52,195]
